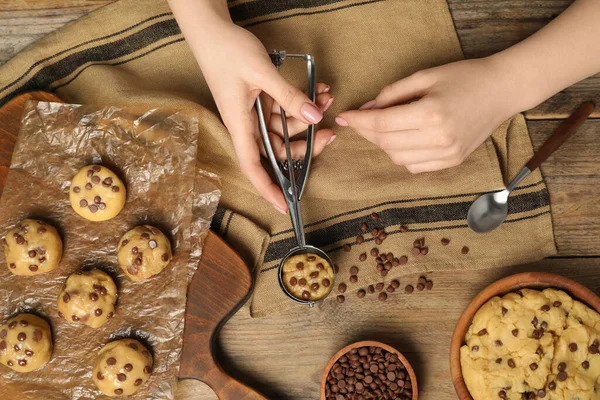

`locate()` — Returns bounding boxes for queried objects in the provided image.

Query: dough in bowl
[2,219,62,276]
[461,288,600,400]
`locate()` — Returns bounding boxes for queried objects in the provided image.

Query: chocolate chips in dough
[461,288,600,399]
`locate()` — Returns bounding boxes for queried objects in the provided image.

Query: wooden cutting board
[0,92,267,400]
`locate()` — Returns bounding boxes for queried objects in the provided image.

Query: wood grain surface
[1,1,600,400]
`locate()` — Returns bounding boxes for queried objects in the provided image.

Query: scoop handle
[525,102,595,171]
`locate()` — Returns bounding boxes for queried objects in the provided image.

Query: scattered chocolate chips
[529,362,538,371]
[103,177,113,186]
[367,285,375,294]
[461,246,469,254]
[417,283,425,291]
[471,345,479,352]
[376,282,384,291]
[94,195,102,204]
[359,253,367,261]
[343,244,351,252]
[502,307,508,316]
[357,289,366,298]
[89,292,99,301]
[311,283,320,291]
[378,292,387,301]
[322,279,331,287]
[548,381,556,390]
[37,226,46,234]
[350,275,358,283]
[370,248,379,257]
[8,321,17,329]
[350,266,359,275]
[337,295,345,303]
[128,343,139,351]
[356,235,365,245]
[338,283,347,293]
[405,285,414,294]
[302,291,311,300]
[16,235,25,245]
[441,238,450,245]
[73,186,81,193]
[370,212,380,221]
[361,223,368,233]
[289,277,298,286]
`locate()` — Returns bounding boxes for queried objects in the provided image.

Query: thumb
[361,71,431,110]
[257,66,323,125]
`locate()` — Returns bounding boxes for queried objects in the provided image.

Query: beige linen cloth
[0,0,556,317]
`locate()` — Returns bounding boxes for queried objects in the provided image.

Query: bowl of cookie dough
[451,272,600,400]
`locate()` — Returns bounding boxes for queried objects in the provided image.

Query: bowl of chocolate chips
[321,340,417,400]
[451,272,600,400]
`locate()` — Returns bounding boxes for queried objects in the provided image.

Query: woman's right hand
[170,1,335,214]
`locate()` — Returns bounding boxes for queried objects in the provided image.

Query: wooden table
[1,1,599,399]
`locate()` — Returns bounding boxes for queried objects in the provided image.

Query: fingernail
[301,103,323,124]
[326,135,337,145]
[274,205,288,215]
[359,100,376,110]
[323,97,334,112]
[324,85,331,93]
[335,116,348,126]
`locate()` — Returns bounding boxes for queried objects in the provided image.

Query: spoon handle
[525,102,595,171]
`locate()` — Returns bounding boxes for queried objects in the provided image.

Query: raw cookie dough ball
[117,225,172,281]
[0,313,53,372]
[69,165,126,222]
[57,269,117,328]
[282,253,334,301]
[92,339,153,397]
[3,219,62,276]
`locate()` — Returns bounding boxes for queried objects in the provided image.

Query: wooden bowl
[450,272,600,400]
[320,340,418,400]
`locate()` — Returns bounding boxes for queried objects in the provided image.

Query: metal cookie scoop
[467,102,595,233]
[255,51,335,306]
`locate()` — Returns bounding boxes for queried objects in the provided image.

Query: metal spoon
[467,102,595,233]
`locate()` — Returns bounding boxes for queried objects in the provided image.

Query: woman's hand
[170,2,335,214]
[335,57,519,174]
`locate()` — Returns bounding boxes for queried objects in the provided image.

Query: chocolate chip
[25,350,33,357]
[349,266,359,275]
[296,262,304,271]
[376,282,384,291]
[85,183,92,190]
[94,195,102,204]
[567,343,578,352]
[390,280,400,289]
[370,248,379,257]
[112,186,120,192]
[371,229,378,237]
[37,247,46,255]
[32,330,42,342]
[0,330,6,338]
[374,238,382,245]
[302,291,311,300]
[337,295,345,303]
[298,278,307,286]
[350,275,358,283]
[356,235,365,245]
[471,345,479,352]
[322,279,330,287]
[114,389,123,395]
[144,365,153,374]
[141,233,150,240]
[558,362,566,372]
[107,357,117,366]
[367,285,375,294]
[498,390,507,399]
[8,321,17,329]
[361,223,368,233]
[582,360,590,369]
[343,244,351,252]
[512,329,519,337]
[91,176,100,184]
[420,247,429,255]
[403,285,414,294]
[399,225,408,232]
[307,271,318,279]
[103,177,113,186]
[17,332,26,341]
[541,305,550,312]
[411,247,420,256]
[316,263,324,270]
[28,265,38,272]
[311,283,320,291]
[127,343,139,351]
[589,345,599,354]
[96,371,104,380]
[378,292,387,301]
[338,283,347,293]
[18,359,27,366]
[37,225,47,234]
[72,315,80,321]
[0,341,8,351]
[16,235,25,245]
[359,253,367,261]
[135,257,142,266]
[13,344,20,351]
[553,301,562,307]
[417,283,425,291]
[28,250,36,258]
[162,253,170,262]
[461,246,469,254]
[89,204,99,213]
[378,231,387,241]
[289,277,297,286]
[538,390,546,398]
[9,263,15,269]
[73,186,81,193]
[134,378,143,386]
[425,281,433,290]
[557,371,567,381]
[495,358,502,364]
[92,166,101,172]
[532,317,538,327]
[63,293,70,303]
[6,361,12,366]
[371,212,379,220]
[477,329,488,336]
[495,340,503,346]
[548,381,556,390]
[142,350,150,358]
[529,362,538,371]
[94,309,103,317]
[87,170,94,177]
[508,359,515,368]
[357,289,366,298]
[117,373,127,381]
[441,238,450,245]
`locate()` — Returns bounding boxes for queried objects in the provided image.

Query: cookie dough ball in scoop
[92,339,153,397]
[70,165,126,222]
[3,219,63,276]
[0,313,53,372]
[57,269,117,328]
[118,225,172,281]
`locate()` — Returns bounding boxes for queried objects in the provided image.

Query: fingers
[222,103,288,214]
[270,82,331,114]
[386,148,456,166]
[268,128,336,160]
[257,66,323,124]
[337,102,427,132]
[269,93,334,136]
[404,159,463,174]
[360,71,432,110]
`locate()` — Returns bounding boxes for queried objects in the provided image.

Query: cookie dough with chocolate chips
[69,165,126,221]
[461,288,600,400]
[282,253,334,301]
[92,339,153,397]
[57,269,117,328]
[3,219,62,276]
[117,225,172,281]
[0,313,53,372]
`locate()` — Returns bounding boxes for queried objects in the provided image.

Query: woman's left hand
[335,57,521,173]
